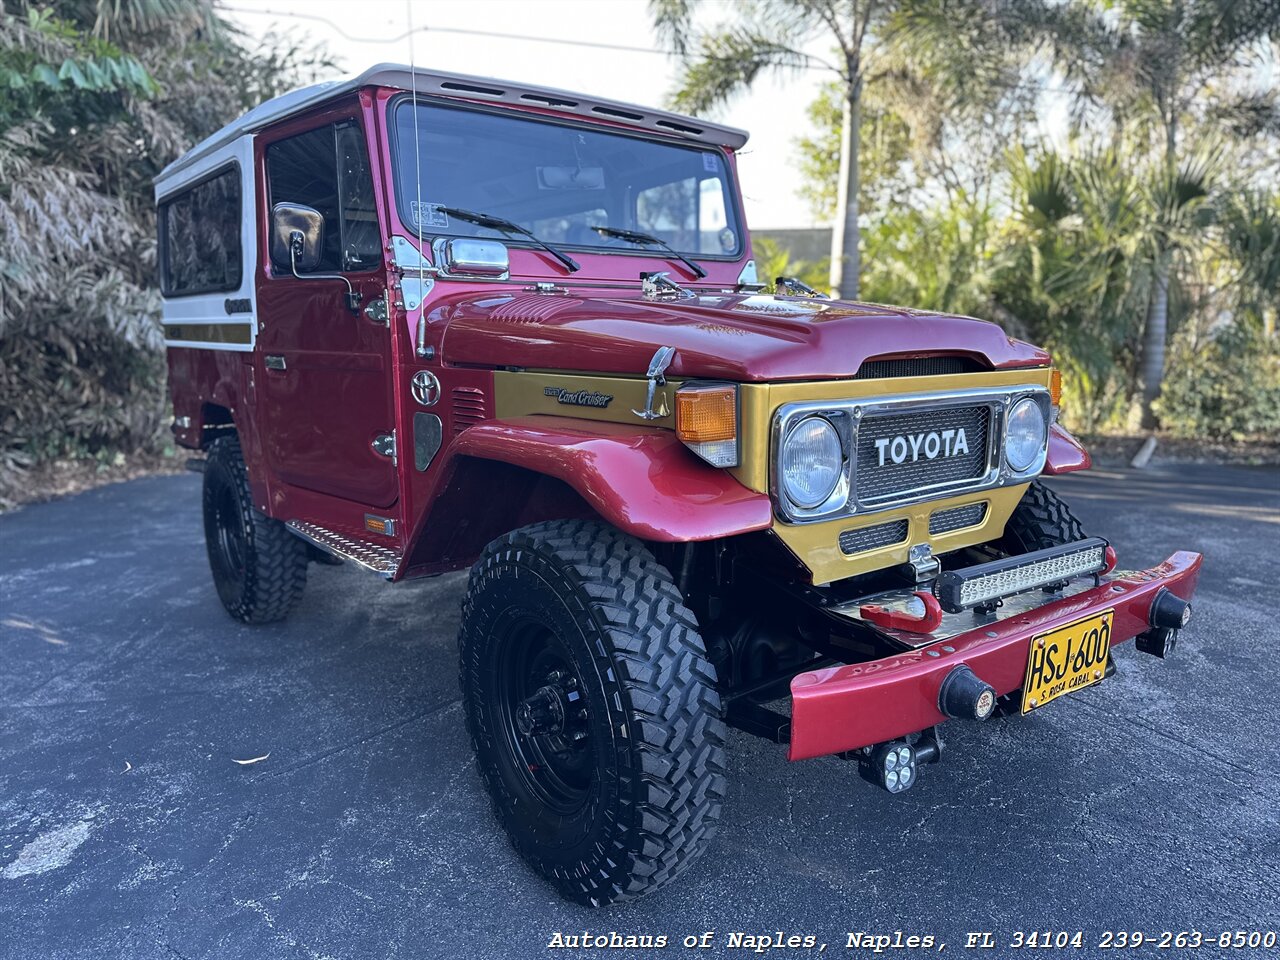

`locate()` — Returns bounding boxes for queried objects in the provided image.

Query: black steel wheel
[998,480,1087,554]
[459,519,726,906]
[202,435,307,623]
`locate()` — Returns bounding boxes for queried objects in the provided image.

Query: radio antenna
[406,1,426,317]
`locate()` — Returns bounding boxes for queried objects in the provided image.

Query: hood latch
[633,346,676,421]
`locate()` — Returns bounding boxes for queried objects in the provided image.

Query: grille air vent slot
[839,519,909,556]
[854,357,986,379]
[929,502,989,535]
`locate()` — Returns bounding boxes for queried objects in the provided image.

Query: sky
[221,0,836,231]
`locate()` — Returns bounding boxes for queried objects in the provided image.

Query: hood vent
[489,296,583,323]
[854,356,985,380]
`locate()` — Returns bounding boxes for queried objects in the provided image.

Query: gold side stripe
[164,323,253,345]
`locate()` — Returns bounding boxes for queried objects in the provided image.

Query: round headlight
[1005,397,1047,472]
[780,416,843,509]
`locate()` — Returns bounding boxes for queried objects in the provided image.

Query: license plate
[1021,610,1113,715]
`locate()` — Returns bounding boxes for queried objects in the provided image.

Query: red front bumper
[788,551,1203,761]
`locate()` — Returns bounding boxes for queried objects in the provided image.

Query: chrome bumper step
[286,520,401,578]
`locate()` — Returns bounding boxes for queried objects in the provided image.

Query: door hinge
[363,296,388,325]
[372,430,397,466]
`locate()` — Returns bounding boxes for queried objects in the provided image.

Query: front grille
[856,406,991,503]
[839,519,909,555]
[929,502,989,535]
[854,356,985,379]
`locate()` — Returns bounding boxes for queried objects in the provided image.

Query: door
[255,118,399,508]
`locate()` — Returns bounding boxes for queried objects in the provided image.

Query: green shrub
[1154,325,1280,440]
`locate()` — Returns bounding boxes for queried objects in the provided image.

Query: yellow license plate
[1021,610,1113,715]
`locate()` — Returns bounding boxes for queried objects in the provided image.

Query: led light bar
[933,537,1110,613]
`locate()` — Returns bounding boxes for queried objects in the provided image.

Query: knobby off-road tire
[998,480,1087,554]
[458,520,727,906]
[202,436,307,623]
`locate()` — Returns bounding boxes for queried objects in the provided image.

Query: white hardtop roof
[155,62,750,192]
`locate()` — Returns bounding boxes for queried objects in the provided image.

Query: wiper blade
[590,225,708,279]
[438,206,580,274]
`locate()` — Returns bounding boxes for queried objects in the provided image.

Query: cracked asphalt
[1,463,1278,959]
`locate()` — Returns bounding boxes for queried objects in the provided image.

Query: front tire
[998,480,1087,553]
[202,435,307,623]
[458,520,727,906]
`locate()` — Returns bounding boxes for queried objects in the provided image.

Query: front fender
[453,416,774,542]
[1044,423,1091,475]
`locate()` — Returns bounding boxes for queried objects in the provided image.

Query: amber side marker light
[1049,368,1063,422]
[676,384,738,467]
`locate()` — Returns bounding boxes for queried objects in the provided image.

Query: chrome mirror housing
[431,238,510,280]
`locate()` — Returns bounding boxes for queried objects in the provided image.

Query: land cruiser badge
[544,386,613,408]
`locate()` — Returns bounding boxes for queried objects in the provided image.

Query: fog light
[1149,588,1192,630]
[937,664,997,721]
[860,740,918,794]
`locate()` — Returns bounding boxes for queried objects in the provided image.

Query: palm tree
[1027,0,1280,427]
[650,0,1029,300]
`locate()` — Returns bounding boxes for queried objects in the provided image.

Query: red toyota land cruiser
[156,64,1202,906]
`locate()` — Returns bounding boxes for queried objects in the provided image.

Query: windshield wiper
[589,225,708,279]
[438,206,580,274]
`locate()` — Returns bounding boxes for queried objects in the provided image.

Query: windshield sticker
[410,201,449,229]
[703,152,720,173]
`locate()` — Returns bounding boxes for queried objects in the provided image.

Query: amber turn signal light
[675,384,738,467]
[1049,369,1063,407]
[676,385,736,442]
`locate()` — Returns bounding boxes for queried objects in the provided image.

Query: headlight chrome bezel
[1003,395,1049,472]
[779,415,847,511]
[770,384,1052,524]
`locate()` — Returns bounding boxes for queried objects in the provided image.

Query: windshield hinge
[775,276,828,299]
[641,271,694,302]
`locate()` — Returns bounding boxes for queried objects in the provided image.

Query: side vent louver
[451,387,487,435]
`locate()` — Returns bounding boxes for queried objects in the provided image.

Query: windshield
[390,100,742,259]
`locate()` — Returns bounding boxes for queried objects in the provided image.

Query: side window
[160,167,241,296]
[267,121,381,274]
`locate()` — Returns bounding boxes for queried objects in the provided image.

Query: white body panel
[156,135,257,353]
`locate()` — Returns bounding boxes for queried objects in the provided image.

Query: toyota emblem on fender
[411,370,440,407]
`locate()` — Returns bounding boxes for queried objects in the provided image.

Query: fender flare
[450,416,774,542]
[1043,423,1091,475]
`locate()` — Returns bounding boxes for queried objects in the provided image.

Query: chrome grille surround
[771,384,1051,524]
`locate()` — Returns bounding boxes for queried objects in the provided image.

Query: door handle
[264,355,286,371]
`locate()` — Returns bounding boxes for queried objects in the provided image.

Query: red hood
[439,292,1049,381]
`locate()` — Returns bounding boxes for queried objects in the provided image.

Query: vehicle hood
[438,292,1048,381]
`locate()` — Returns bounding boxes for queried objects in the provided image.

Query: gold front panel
[774,484,1027,585]
[493,366,1052,586]
[493,370,684,427]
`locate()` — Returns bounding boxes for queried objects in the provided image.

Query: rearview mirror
[271,203,324,273]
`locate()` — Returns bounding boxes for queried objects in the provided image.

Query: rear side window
[159,166,242,297]
[267,121,382,274]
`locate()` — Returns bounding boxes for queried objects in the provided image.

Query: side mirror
[269,202,360,312]
[431,238,510,279]
[271,203,324,273]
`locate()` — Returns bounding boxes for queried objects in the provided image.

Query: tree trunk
[1140,251,1170,430]
[828,80,861,300]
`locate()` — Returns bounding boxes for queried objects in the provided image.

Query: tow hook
[853,728,943,794]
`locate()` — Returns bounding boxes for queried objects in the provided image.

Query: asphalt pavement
[1,463,1278,959]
